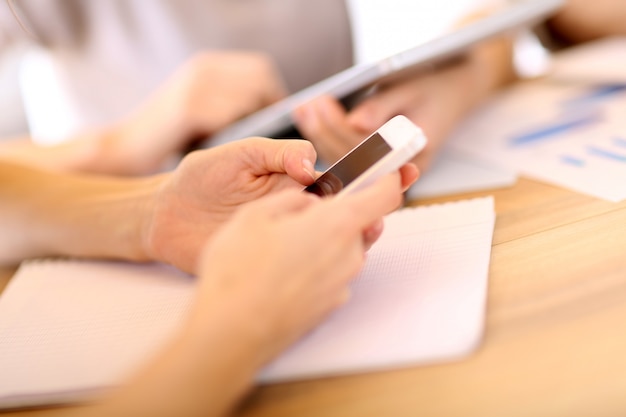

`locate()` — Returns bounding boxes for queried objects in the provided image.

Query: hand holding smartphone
[305,115,426,197]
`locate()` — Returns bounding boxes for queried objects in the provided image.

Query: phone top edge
[336,118,427,196]
[377,115,426,149]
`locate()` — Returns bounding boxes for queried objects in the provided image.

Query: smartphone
[305,115,427,197]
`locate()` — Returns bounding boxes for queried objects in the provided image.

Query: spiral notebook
[0,197,495,409]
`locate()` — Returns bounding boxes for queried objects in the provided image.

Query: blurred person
[0,136,418,416]
[0,0,515,173]
[546,0,626,45]
[0,52,293,175]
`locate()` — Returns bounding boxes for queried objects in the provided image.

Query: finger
[330,172,404,231]
[347,79,427,133]
[362,218,384,251]
[258,71,289,106]
[280,140,318,185]
[235,137,318,184]
[346,100,391,133]
[347,92,401,133]
[245,189,319,219]
[399,163,420,192]
[294,96,363,163]
[335,288,352,307]
[412,151,435,173]
[315,96,366,149]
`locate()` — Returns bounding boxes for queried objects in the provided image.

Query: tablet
[204,0,564,147]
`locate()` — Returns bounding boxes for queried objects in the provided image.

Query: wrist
[100,102,188,177]
[0,165,163,264]
[466,36,517,104]
[87,123,154,176]
[46,173,162,262]
[78,119,173,177]
[104,175,165,262]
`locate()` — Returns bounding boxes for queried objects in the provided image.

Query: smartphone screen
[305,133,392,196]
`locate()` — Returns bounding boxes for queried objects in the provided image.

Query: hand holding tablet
[204,0,564,149]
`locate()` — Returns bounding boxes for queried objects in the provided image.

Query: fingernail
[302,158,316,180]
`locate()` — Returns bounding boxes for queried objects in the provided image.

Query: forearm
[0,131,111,174]
[0,162,159,265]
[548,0,626,44]
[0,122,165,176]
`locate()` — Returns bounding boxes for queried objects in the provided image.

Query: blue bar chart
[448,79,626,201]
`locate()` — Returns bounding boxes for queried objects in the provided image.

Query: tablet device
[204,0,564,147]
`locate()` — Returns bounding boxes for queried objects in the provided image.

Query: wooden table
[3,177,626,417]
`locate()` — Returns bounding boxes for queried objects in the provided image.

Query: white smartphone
[305,115,427,196]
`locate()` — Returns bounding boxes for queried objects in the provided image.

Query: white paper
[448,38,626,202]
[407,148,517,200]
[0,198,495,408]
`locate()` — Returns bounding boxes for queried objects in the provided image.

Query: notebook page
[0,197,495,408]
[0,263,195,407]
[260,196,495,381]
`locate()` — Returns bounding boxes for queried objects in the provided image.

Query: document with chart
[448,38,626,202]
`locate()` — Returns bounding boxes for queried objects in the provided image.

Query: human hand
[293,42,514,172]
[292,66,473,172]
[142,138,317,273]
[89,169,415,417]
[193,171,413,362]
[101,52,288,175]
